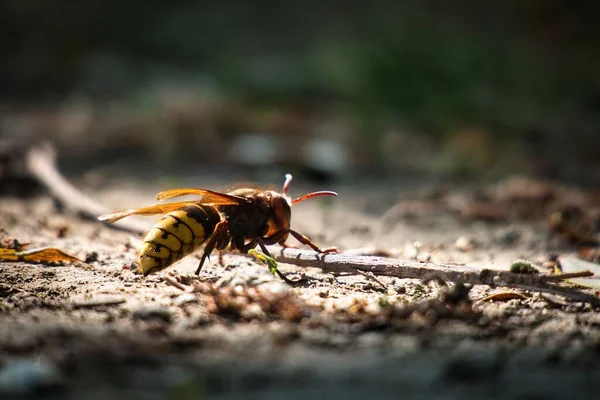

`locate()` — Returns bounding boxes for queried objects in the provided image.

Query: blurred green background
[1,1,599,181]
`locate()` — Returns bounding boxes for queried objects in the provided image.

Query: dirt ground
[1,168,600,399]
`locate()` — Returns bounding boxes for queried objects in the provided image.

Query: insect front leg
[240,238,260,253]
[280,241,299,250]
[263,229,337,254]
[195,221,229,275]
[253,237,306,285]
[287,229,337,253]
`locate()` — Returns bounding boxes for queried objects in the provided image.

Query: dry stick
[21,143,600,305]
[25,143,149,234]
[354,269,388,290]
[541,271,594,281]
[273,248,587,286]
[273,248,600,306]
[508,283,596,304]
[163,275,189,291]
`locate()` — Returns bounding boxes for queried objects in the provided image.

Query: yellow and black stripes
[137,204,222,275]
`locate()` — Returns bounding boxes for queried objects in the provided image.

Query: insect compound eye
[272,196,291,228]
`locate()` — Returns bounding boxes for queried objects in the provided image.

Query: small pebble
[455,236,476,252]
[132,306,173,323]
[0,359,64,395]
[85,251,99,263]
[494,229,521,246]
[174,293,197,306]
[240,303,265,320]
[404,241,422,259]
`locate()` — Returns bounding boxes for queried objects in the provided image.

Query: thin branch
[541,271,594,281]
[25,143,149,234]
[354,269,388,291]
[507,283,598,304]
[163,275,189,291]
[273,248,600,306]
[273,248,578,286]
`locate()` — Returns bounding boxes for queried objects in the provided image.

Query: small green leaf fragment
[248,249,279,275]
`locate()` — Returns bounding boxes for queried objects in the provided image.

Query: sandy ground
[1,169,600,399]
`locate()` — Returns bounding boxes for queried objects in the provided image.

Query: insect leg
[261,229,288,246]
[240,238,260,253]
[286,229,338,254]
[261,228,335,253]
[195,221,228,275]
[254,237,306,285]
[255,237,271,256]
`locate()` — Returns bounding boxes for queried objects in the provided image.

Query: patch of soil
[1,175,600,399]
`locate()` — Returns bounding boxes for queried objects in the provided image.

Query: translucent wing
[98,201,202,224]
[156,188,248,204]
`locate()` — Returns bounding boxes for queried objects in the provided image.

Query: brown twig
[541,270,594,281]
[507,283,598,304]
[273,248,600,306]
[354,269,388,291]
[163,275,189,291]
[25,143,149,234]
[273,248,584,287]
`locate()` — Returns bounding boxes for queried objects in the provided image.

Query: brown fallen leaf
[0,247,83,265]
[476,292,527,303]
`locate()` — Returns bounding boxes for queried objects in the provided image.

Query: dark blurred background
[1,0,599,182]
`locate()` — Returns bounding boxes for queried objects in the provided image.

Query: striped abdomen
[137,204,222,275]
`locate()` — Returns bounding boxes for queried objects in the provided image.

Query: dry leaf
[557,255,600,288]
[0,247,83,265]
[477,292,527,303]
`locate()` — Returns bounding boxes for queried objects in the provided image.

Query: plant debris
[0,247,83,265]
[556,255,600,288]
[509,260,539,274]
[476,291,528,304]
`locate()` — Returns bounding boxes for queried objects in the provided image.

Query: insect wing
[98,201,202,223]
[156,188,248,205]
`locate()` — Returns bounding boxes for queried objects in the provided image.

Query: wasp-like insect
[98,174,337,280]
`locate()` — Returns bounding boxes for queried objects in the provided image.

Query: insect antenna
[283,173,293,195]
[283,173,337,205]
[292,191,338,205]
